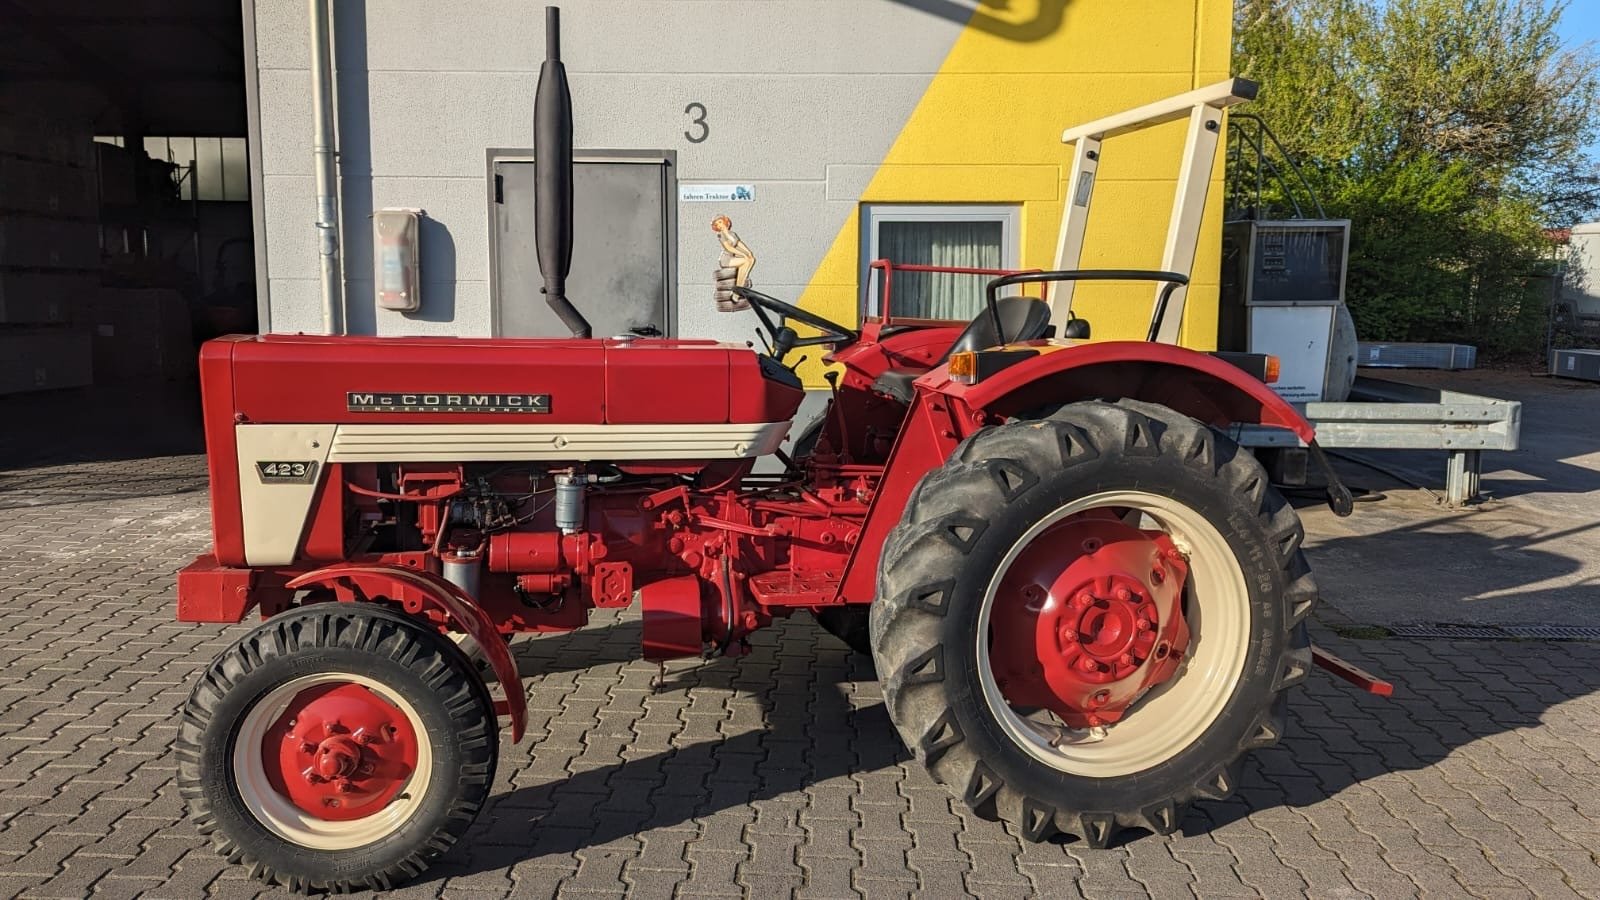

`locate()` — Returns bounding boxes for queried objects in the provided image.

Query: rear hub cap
[262,683,420,821]
[989,516,1191,728]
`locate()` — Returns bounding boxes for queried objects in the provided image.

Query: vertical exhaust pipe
[534,6,591,339]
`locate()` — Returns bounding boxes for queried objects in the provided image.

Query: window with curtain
[864,205,1018,320]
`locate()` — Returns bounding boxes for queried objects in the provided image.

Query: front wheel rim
[976,490,1251,778]
[232,672,433,850]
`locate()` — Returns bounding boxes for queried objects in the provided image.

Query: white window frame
[860,203,1021,317]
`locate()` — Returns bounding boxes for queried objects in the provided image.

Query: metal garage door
[489,151,675,338]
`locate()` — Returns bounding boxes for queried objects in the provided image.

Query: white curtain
[879,220,1004,319]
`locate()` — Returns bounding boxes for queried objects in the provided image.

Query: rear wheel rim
[232,672,432,850]
[976,490,1250,777]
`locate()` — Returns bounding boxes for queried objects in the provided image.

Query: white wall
[252,0,966,341]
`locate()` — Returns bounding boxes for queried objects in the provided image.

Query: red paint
[838,391,969,603]
[639,574,704,659]
[285,564,528,742]
[176,554,257,622]
[987,516,1190,727]
[262,681,420,821]
[298,464,346,561]
[199,338,246,565]
[1312,645,1395,697]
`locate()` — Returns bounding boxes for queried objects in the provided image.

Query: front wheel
[176,604,498,892]
[871,400,1317,846]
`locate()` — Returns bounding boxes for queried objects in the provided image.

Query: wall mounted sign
[681,184,754,202]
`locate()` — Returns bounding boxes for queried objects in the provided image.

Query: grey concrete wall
[253,0,965,342]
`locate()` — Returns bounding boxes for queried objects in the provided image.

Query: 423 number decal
[256,460,320,484]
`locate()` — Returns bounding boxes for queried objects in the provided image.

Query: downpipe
[308,0,344,334]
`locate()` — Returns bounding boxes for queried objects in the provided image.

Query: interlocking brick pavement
[2,455,1599,898]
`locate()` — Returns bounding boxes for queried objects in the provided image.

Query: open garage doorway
[0,0,251,464]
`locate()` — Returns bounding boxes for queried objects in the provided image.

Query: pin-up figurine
[712,215,755,312]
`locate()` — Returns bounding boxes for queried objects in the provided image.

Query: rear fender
[285,564,526,742]
[943,340,1315,443]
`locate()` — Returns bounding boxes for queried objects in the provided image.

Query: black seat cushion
[871,296,1052,403]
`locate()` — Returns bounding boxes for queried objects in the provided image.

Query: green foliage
[1233,0,1599,355]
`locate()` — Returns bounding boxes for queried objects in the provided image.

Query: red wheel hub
[989,515,1191,728]
[261,682,420,821]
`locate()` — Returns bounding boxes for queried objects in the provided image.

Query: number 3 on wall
[684,102,709,143]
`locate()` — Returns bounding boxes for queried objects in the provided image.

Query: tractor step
[747,570,843,607]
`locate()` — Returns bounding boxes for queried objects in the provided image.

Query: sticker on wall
[681,184,755,202]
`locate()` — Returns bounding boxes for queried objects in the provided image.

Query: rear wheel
[871,400,1316,845]
[176,604,497,892]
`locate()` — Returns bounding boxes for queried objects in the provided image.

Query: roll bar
[1051,78,1258,344]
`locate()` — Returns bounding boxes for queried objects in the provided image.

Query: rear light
[948,351,978,384]
[1264,355,1281,384]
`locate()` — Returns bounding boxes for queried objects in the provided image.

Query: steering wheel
[731,286,858,358]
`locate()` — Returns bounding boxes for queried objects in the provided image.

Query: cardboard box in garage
[0,111,94,169]
[0,272,99,324]
[0,158,97,219]
[71,288,196,381]
[0,325,92,395]
[0,216,99,269]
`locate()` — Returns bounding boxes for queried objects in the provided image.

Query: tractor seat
[872,296,1053,404]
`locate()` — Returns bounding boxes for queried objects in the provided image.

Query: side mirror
[1062,318,1091,340]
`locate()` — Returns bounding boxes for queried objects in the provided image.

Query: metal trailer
[1232,376,1522,506]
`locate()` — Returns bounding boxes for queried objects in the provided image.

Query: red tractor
[174,9,1360,892]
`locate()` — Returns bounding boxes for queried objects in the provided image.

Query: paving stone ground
[2,450,1599,899]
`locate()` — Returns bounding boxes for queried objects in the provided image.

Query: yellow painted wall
[797,0,1234,385]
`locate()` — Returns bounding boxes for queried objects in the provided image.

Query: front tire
[871,400,1316,846]
[176,604,498,892]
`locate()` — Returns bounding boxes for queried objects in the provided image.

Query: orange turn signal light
[948,351,978,384]
[1264,355,1281,384]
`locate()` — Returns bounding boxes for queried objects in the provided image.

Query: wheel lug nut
[1114,586,1132,602]
[1120,653,1134,666]
[1078,658,1097,672]
[324,798,340,808]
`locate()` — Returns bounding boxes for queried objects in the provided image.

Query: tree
[1232,0,1600,354]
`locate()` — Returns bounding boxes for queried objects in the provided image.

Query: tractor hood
[211,334,802,427]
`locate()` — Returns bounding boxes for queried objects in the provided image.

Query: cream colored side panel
[328,421,791,462]
[236,425,337,566]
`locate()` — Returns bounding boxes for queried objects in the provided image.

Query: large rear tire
[871,400,1316,845]
[176,604,498,892]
